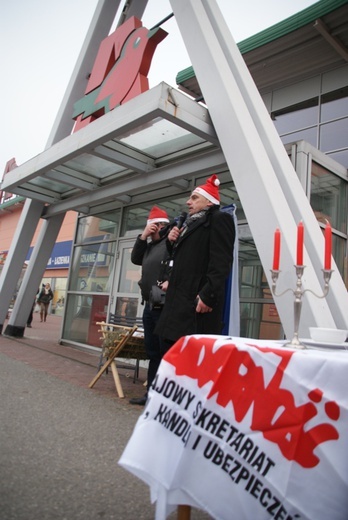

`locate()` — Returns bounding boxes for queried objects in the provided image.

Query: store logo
[165,335,340,468]
[73,16,167,131]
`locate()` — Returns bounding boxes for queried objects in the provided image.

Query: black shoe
[129,395,147,406]
[27,324,32,328]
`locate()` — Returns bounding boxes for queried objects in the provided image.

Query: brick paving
[0,314,214,519]
[0,314,148,402]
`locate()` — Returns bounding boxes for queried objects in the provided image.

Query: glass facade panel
[272,99,318,134]
[118,117,205,158]
[62,293,109,347]
[280,127,317,147]
[62,139,347,349]
[319,118,348,152]
[272,85,348,175]
[310,162,347,234]
[69,242,116,293]
[239,236,283,340]
[76,212,121,244]
[64,153,122,178]
[121,195,196,236]
[327,150,348,169]
[333,234,347,287]
[51,278,67,317]
[320,87,348,122]
[114,296,138,321]
[240,302,282,340]
[117,247,142,294]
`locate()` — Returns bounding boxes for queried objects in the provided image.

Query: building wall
[0,206,77,315]
[0,205,77,252]
[0,203,24,249]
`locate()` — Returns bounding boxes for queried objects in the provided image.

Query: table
[119,334,348,520]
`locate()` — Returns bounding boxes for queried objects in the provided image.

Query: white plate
[302,339,348,350]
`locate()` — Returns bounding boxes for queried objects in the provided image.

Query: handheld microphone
[176,211,187,230]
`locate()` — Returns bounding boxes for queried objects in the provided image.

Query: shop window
[239,238,283,340]
[76,212,120,243]
[51,278,67,317]
[310,162,347,234]
[240,302,282,340]
[62,293,109,347]
[332,234,347,287]
[121,201,184,236]
[310,161,347,281]
[69,242,116,293]
[117,246,142,294]
[115,297,138,320]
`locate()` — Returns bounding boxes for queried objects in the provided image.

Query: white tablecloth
[119,335,348,519]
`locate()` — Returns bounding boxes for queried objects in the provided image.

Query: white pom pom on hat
[193,174,221,205]
[147,206,169,225]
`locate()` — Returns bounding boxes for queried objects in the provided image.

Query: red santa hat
[193,174,220,205]
[147,206,169,225]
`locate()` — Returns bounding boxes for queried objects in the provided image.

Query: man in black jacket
[130,206,170,405]
[155,175,236,354]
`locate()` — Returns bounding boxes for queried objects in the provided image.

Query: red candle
[273,228,281,270]
[297,221,304,266]
[324,221,332,270]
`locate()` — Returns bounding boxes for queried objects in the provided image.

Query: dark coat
[131,235,169,302]
[38,288,53,304]
[155,206,235,342]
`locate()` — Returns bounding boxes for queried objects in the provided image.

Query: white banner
[119,335,348,519]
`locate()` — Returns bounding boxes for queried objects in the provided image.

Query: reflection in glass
[280,127,318,147]
[115,297,138,321]
[310,162,347,233]
[320,87,348,122]
[76,212,120,244]
[69,242,116,292]
[240,302,282,340]
[118,247,142,294]
[51,278,67,317]
[327,149,348,168]
[319,118,348,152]
[272,98,318,134]
[62,293,108,347]
[239,238,283,340]
[332,234,347,286]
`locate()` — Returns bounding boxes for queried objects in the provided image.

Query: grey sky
[0,0,318,171]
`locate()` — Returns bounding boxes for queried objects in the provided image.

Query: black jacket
[38,288,53,304]
[155,206,235,342]
[131,235,169,302]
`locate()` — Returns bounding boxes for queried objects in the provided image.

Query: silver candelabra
[271,266,333,349]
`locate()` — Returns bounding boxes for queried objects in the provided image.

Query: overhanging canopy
[1,82,226,217]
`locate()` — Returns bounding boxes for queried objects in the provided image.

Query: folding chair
[88,323,138,398]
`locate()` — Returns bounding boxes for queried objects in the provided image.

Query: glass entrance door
[111,239,143,320]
